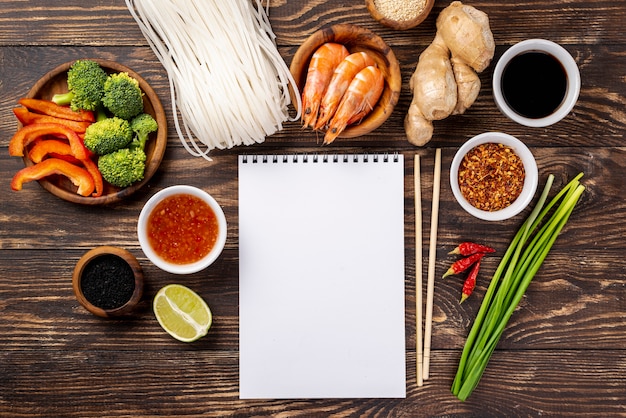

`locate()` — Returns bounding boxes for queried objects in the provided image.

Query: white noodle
[125,0,302,160]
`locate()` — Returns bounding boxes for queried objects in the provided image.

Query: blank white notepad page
[238,154,406,399]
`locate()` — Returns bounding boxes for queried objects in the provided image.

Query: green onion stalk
[451,173,585,401]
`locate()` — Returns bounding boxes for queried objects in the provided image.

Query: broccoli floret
[130,113,158,147]
[102,72,144,120]
[97,113,157,188]
[84,117,133,155]
[52,59,108,112]
[97,142,148,188]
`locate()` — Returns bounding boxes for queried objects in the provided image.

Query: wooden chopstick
[414,155,423,387]
[422,148,441,381]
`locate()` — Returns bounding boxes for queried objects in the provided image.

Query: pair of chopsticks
[415,149,442,386]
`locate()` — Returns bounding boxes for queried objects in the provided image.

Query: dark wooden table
[1,0,625,416]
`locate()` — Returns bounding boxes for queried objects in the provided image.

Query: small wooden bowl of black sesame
[365,0,434,30]
[73,246,144,317]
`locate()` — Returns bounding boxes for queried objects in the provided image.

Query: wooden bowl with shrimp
[290,24,401,142]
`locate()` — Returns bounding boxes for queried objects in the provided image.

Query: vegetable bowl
[14,59,167,205]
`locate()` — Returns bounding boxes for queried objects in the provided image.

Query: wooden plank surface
[0,0,625,416]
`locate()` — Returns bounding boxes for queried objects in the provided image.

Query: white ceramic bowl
[137,185,227,274]
[492,39,580,127]
[450,132,539,221]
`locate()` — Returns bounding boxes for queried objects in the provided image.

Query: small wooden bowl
[19,59,167,205]
[290,24,401,139]
[365,0,434,30]
[72,246,144,318]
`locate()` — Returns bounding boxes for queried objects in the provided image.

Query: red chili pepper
[18,98,95,122]
[460,258,481,303]
[13,107,92,133]
[449,242,495,256]
[11,157,95,197]
[9,122,89,160]
[442,252,485,278]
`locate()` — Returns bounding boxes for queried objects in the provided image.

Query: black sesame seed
[80,254,135,310]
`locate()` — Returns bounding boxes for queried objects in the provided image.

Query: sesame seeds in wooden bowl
[365,0,434,30]
[73,246,144,318]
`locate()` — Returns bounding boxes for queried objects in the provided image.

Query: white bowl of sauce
[492,39,580,127]
[137,185,227,274]
[450,132,538,221]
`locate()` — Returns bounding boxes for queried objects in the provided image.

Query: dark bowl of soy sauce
[73,246,144,317]
[493,39,580,127]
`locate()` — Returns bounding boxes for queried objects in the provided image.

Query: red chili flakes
[458,142,525,212]
[147,193,219,265]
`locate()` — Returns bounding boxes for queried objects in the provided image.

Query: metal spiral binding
[241,153,400,163]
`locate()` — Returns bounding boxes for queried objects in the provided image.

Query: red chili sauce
[147,193,219,265]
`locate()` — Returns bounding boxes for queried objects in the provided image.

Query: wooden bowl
[290,24,401,139]
[72,246,144,318]
[19,59,167,205]
[365,0,434,30]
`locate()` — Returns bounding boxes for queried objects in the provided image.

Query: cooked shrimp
[323,65,384,145]
[314,52,376,130]
[301,43,349,129]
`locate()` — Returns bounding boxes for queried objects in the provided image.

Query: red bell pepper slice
[28,139,72,163]
[49,153,83,165]
[77,133,95,159]
[18,98,95,122]
[13,107,92,133]
[80,157,104,197]
[26,139,103,197]
[11,158,95,197]
[9,122,89,160]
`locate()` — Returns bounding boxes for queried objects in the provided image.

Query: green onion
[451,173,585,401]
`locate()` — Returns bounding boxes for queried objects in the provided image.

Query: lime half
[153,284,212,342]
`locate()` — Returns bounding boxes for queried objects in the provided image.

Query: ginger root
[405,1,495,146]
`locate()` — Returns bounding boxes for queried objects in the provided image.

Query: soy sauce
[501,51,567,119]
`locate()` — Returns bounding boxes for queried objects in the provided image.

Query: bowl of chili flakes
[450,132,538,221]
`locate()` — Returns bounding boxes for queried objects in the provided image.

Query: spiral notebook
[238,154,406,399]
